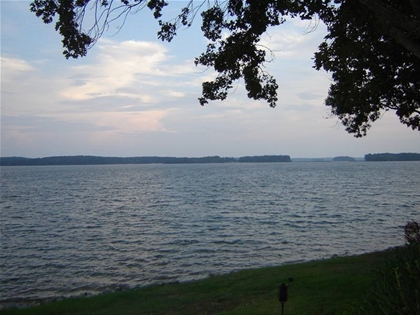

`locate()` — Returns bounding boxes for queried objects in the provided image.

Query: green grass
[0,249,397,315]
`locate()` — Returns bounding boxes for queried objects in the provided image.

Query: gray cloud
[298,92,323,101]
[2,115,114,133]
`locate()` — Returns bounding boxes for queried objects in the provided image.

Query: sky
[1,1,419,159]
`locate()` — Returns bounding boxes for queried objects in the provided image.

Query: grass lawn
[0,248,397,315]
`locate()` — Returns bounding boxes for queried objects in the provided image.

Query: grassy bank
[1,249,397,315]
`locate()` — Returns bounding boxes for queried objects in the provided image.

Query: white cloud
[260,19,326,59]
[81,110,173,133]
[1,56,71,116]
[1,47,180,143]
[60,40,165,101]
[1,56,35,73]
[59,39,199,103]
[164,90,186,98]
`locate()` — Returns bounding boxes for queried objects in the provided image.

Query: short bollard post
[278,283,288,315]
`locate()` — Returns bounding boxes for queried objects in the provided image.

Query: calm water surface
[1,162,419,308]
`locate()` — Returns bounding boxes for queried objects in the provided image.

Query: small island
[333,156,356,162]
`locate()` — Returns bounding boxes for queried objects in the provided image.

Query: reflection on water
[1,162,419,308]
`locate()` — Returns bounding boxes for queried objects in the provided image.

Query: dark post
[278,283,288,315]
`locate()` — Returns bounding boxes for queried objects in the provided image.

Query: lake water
[1,162,419,308]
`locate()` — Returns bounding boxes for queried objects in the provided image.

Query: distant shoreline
[0,155,292,166]
[1,153,419,166]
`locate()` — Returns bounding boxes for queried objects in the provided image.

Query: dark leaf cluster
[29,0,168,58]
[30,0,93,58]
[405,221,420,245]
[314,1,420,136]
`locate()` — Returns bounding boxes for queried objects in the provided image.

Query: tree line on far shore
[0,155,291,166]
[1,153,419,166]
[365,153,420,161]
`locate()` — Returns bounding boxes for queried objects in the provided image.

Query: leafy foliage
[29,0,420,136]
[314,1,420,136]
[351,221,420,315]
[405,220,420,245]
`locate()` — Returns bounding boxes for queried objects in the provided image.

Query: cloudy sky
[1,1,419,158]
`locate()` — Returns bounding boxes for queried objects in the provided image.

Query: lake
[1,162,419,308]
